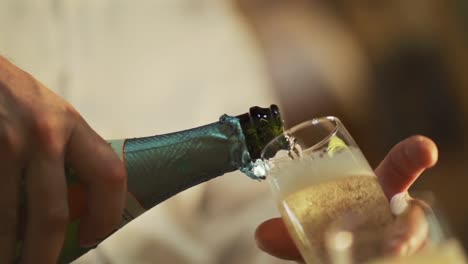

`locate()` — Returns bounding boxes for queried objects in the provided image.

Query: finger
[68,183,87,221]
[375,135,438,199]
[255,217,303,261]
[0,164,21,263]
[0,127,24,263]
[384,199,429,257]
[20,153,68,264]
[66,119,126,247]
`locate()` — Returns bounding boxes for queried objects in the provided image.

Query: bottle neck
[124,114,253,209]
[123,106,285,208]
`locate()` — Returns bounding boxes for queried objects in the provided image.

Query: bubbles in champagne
[280,175,393,263]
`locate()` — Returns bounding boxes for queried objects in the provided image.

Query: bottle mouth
[237,104,285,160]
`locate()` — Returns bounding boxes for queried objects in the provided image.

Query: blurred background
[0,0,467,263]
[237,0,468,252]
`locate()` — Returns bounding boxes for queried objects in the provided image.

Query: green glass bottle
[18,105,284,263]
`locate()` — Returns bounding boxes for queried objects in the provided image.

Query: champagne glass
[261,116,392,264]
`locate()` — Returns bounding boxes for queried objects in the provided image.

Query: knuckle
[0,55,13,70]
[0,56,28,85]
[0,127,24,158]
[105,159,127,188]
[63,104,82,127]
[29,115,63,157]
[64,103,79,118]
[19,69,41,88]
[0,55,10,64]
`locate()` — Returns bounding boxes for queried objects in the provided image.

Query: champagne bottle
[21,105,284,263]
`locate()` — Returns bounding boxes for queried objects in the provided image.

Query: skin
[255,135,438,262]
[0,56,127,264]
[384,199,430,257]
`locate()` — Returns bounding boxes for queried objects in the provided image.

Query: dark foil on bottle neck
[237,104,284,160]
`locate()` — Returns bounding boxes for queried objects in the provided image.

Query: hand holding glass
[260,117,467,264]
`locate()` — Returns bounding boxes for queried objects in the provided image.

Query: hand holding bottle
[0,56,127,263]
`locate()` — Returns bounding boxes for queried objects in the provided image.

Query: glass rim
[260,116,341,159]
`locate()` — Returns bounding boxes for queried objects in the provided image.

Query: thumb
[375,135,438,199]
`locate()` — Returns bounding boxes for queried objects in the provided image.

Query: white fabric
[0,0,292,263]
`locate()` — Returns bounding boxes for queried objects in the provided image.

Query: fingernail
[390,192,409,215]
[79,238,100,248]
[80,228,117,248]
